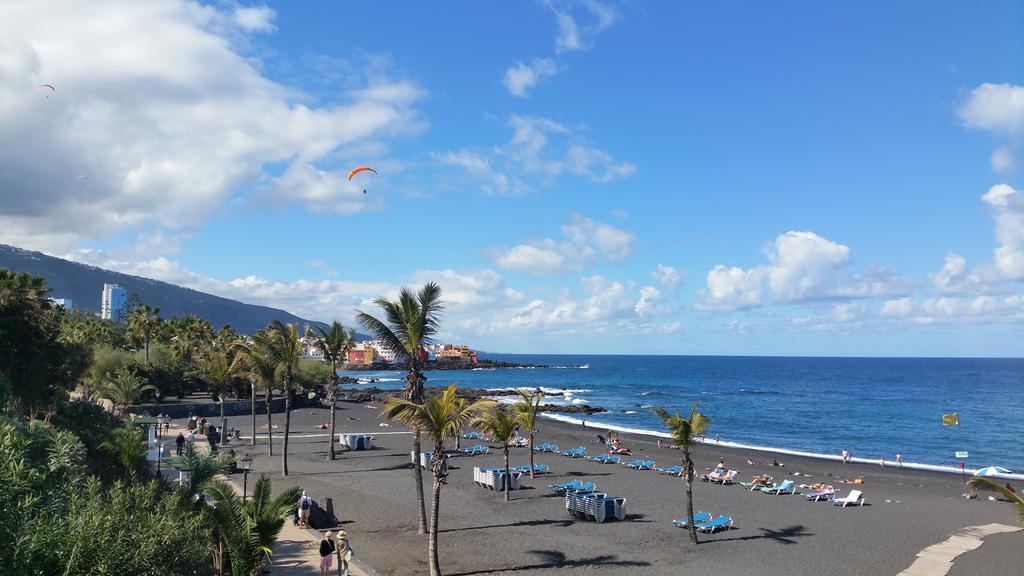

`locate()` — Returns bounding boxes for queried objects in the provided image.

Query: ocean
[340,354,1024,473]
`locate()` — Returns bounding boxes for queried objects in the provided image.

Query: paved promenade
[149,423,371,576]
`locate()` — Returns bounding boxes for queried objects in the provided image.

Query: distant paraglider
[347,166,377,193]
[40,83,55,97]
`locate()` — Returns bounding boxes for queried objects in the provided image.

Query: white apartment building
[367,339,398,363]
[101,283,127,323]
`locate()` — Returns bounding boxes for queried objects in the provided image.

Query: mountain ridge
[0,244,357,336]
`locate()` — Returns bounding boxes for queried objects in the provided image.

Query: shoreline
[539,412,1024,481]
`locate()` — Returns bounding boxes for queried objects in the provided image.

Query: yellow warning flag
[942,413,959,426]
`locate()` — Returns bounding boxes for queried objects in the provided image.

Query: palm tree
[251,321,303,476]
[202,475,301,575]
[127,305,161,364]
[95,367,157,412]
[305,322,355,460]
[98,425,148,478]
[512,389,544,478]
[195,350,242,444]
[0,269,49,306]
[382,385,495,576]
[968,477,1024,523]
[355,282,443,535]
[167,442,232,501]
[232,337,282,453]
[651,402,711,544]
[472,406,520,502]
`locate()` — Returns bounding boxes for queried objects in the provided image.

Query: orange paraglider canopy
[347,166,377,180]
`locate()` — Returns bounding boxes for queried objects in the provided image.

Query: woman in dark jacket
[318,531,336,576]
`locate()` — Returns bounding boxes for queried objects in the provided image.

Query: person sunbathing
[750,474,773,487]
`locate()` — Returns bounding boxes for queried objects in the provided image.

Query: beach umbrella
[975,466,1014,477]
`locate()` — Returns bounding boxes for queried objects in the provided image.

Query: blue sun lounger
[672,511,711,528]
[586,454,620,464]
[512,464,550,475]
[657,465,682,476]
[624,459,655,470]
[762,480,796,495]
[549,479,595,494]
[534,443,558,453]
[460,444,488,456]
[694,515,733,533]
[463,431,482,440]
[560,447,586,458]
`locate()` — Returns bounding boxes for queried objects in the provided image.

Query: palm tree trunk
[407,363,428,535]
[250,382,256,446]
[528,431,536,479]
[266,388,273,456]
[428,439,445,576]
[504,444,511,502]
[144,335,150,365]
[328,371,338,461]
[683,448,698,544]
[412,430,427,534]
[283,373,292,476]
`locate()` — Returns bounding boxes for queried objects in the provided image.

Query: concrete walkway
[150,424,373,576]
[896,523,1022,576]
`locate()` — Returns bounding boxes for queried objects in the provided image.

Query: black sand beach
[193,401,1022,575]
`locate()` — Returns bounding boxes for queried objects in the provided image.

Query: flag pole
[956,417,968,494]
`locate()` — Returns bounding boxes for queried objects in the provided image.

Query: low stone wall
[129,397,288,419]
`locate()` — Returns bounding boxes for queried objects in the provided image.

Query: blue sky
[1,1,1022,356]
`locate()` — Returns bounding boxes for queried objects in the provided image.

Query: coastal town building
[437,344,478,363]
[101,283,127,323]
[346,343,378,366]
[48,297,72,310]
[367,339,397,363]
[299,336,324,361]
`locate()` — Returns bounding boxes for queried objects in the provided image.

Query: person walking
[896,452,903,468]
[319,531,336,576]
[336,529,352,576]
[187,416,197,433]
[175,432,185,456]
[841,449,850,463]
[185,430,195,446]
[298,491,313,528]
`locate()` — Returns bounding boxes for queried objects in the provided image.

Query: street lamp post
[156,443,164,475]
[155,389,161,406]
[239,454,253,500]
[220,396,229,446]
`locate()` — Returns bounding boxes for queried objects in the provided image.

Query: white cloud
[565,145,635,182]
[959,83,1024,135]
[699,231,911,311]
[258,161,383,214]
[879,294,1024,325]
[233,5,276,33]
[502,58,557,97]
[959,83,1024,176]
[492,214,634,275]
[991,146,1015,172]
[700,265,764,310]
[545,0,619,54]
[439,114,632,194]
[634,285,671,318]
[931,252,983,294]
[650,264,682,289]
[0,0,426,252]
[981,183,1024,280]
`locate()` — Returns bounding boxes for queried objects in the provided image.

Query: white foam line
[539,413,1024,481]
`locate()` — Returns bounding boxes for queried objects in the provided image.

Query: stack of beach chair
[565,491,626,523]
[411,450,449,473]
[340,433,373,450]
[473,467,524,491]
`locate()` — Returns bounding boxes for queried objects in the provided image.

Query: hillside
[0,244,347,335]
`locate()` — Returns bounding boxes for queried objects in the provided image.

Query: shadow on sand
[701,524,814,545]
[447,550,651,575]
[440,518,576,533]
